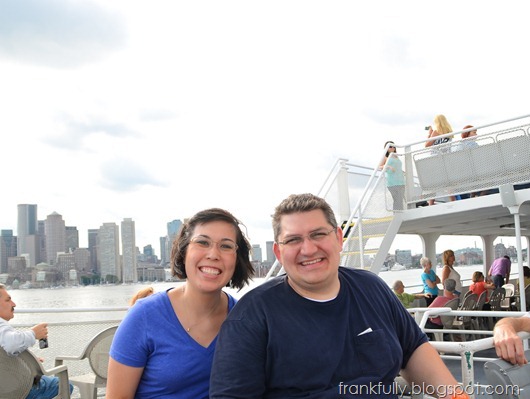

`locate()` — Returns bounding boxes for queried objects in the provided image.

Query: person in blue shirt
[420,256,441,306]
[107,208,254,399]
[379,141,405,211]
[210,193,459,399]
[0,284,74,399]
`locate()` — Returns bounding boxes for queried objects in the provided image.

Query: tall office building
[163,219,183,264]
[17,204,40,267]
[252,244,263,262]
[88,229,99,273]
[121,218,138,283]
[0,230,17,274]
[97,223,121,282]
[45,212,66,265]
[266,241,275,263]
[65,226,79,252]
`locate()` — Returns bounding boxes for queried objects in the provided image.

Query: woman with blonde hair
[425,114,456,204]
[128,286,154,306]
[441,249,462,296]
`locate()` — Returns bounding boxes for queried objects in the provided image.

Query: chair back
[484,350,530,399]
[475,290,487,310]
[0,348,34,399]
[502,283,515,297]
[488,288,506,311]
[84,325,118,381]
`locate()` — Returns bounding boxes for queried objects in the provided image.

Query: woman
[441,249,462,296]
[425,114,456,205]
[420,256,440,306]
[379,141,405,211]
[107,208,254,398]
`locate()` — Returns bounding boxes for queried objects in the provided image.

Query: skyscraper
[252,244,262,262]
[88,229,99,273]
[121,218,138,283]
[97,223,121,282]
[0,230,17,274]
[17,204,39,267]
[45,211,66,265]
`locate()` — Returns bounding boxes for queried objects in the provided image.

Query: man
[392,280,431,309]
[0,283,72,399]
[488,255,511,288]
[493,314,530,366]
[210,193,460,398]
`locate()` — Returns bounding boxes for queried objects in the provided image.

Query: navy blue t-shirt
[210,267,428,398]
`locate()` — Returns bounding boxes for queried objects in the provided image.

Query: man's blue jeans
[26,375,73,399]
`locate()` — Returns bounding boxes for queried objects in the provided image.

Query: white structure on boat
[269,114,530,309]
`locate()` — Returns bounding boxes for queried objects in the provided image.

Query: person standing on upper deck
[379,141,405,211]
[425,114,456,205]
[488,255,511,288]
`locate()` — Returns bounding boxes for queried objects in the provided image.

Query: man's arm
[0,319,37,356]
[493,316,530,365]
[401,342,460,399]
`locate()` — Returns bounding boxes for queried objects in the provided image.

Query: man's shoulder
[237,274,286,301]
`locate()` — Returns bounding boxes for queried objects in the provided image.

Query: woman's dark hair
[384,141,396,158]
[170,208,254,290]
[524,266,530,278]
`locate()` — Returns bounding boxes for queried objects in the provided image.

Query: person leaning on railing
[493,313,530,366]
[0,283,74,399]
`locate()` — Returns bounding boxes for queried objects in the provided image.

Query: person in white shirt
[0,283,73,399]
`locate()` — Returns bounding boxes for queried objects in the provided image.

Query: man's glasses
[190,236,238,253]
[277,228,336,247]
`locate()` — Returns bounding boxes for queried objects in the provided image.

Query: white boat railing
[408,307,530,399]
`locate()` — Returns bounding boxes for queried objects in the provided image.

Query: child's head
[472,271,484,283]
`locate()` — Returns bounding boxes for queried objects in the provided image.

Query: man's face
[273,209,343,298]
[0,288,16,321]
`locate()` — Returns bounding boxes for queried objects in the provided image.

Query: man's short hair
[272,193,338,242]
[392,280,404,290]
[443,278,456,292]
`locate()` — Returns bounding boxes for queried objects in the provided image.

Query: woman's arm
[425,127,437,147]
[441,266,450,283]
[106,358,144,399]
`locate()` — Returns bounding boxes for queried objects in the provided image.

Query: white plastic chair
[55,325,117,399]
[0,346,71,399]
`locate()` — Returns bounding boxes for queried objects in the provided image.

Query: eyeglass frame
[189,236,239,253]
[276,227,337,247]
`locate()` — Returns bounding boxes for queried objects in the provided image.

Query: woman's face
[184,220,238,293]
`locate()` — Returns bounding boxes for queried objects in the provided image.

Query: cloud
[99,158,167,192]
[0,0,126,68]
[43,114,138,150]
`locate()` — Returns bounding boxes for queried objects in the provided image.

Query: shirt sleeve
[0,319,36,356]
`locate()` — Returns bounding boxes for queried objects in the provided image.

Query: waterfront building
[266,241,275,263]
[45,211,66,265]
[73,248,91,273]
[65,226,79,252]
[88,229,99,273]
[0,230,17,274]
[97,222,121,282]
[17,204,40,267]
[252,244,262,262]
[121,218,138,283]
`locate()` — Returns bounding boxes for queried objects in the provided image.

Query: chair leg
[75,383,97,399]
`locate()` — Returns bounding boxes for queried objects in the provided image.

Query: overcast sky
[0,0,528,256]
